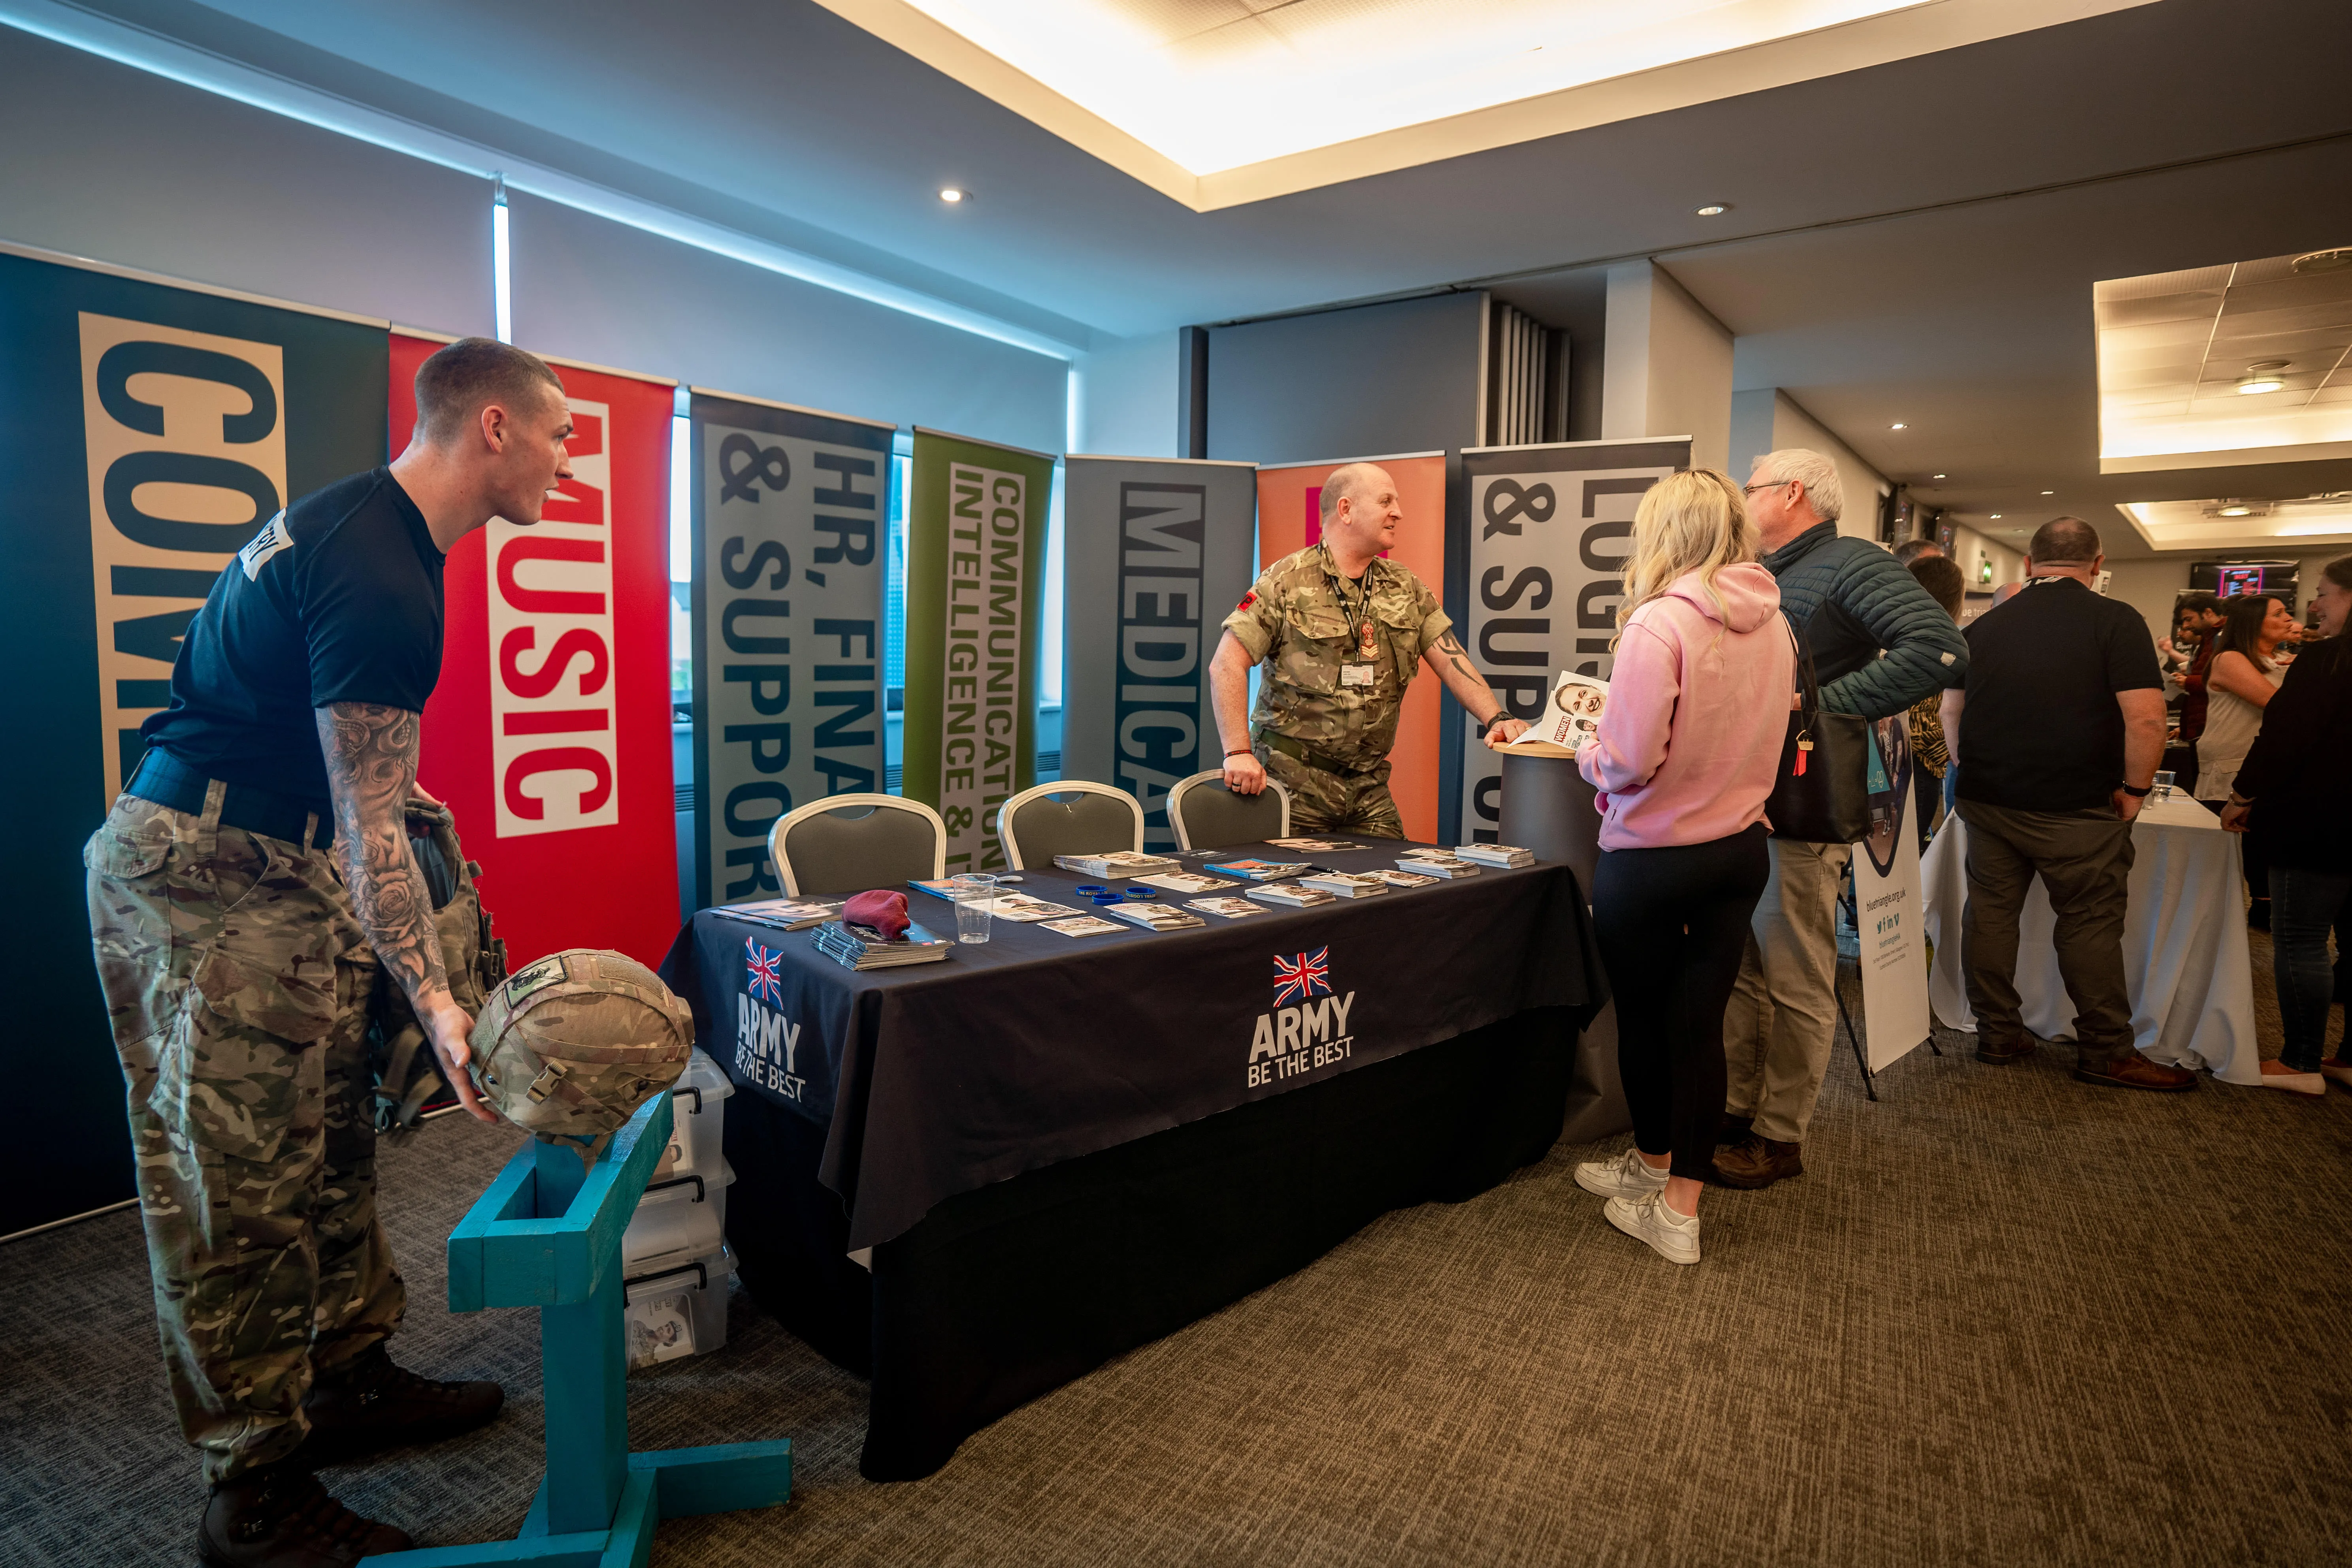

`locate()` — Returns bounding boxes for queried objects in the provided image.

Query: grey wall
[1206,292,1486,464]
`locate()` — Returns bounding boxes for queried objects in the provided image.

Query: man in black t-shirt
[1943,517,2194,1092]
[84,338,575,1564]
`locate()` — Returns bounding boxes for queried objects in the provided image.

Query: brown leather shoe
[200,1462,411,1567]
[1975,1036,2036,1065]
[1711,1135,1804,1189]
[2072,1052,2198,1092]
[1716,1112,1754,1146]
[302,1342,504,1464]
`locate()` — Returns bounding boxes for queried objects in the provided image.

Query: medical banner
[902,428,1055,876]
[1061,456,1257,850]
[1855,714,1932,1070]
[1253,453,1447,842]
[1446,439,1689,847]
[402,334,680,967]
[687,389,893,908]
[0,243,387,1236]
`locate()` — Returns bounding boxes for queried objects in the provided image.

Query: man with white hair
[1211,462,1530,835]
[1714,449,1970,1189]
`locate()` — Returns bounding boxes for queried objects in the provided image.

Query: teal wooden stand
[362,1095,792,1566]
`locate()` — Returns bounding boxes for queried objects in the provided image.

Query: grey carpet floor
[4,940,2347,1567]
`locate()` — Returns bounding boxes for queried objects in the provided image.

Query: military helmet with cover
[469,948,694,1157]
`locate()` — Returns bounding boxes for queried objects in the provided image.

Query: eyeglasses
[1742,480,1794,496]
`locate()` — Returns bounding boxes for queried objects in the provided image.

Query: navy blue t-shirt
[143,468,445,814]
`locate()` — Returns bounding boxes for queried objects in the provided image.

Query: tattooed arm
[316,702,497,1123]
[1423,631,1530,747]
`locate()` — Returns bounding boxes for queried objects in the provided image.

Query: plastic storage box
[622,1157,735,1277]
[652,1048,735,1182]
[622,1244,736,1369]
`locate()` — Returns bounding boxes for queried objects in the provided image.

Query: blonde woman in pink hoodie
[1567,470,1796,1264]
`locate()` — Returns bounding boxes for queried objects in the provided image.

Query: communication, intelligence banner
[1446,439,1689,846]
[903,428,1054,876]
[688,390,894,909]
[1061,456,1257,851]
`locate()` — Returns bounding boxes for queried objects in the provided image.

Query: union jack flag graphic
[1272,946,1332,1006]
[744,938,784,1006]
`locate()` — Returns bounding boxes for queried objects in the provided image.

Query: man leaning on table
[1940,516,2196,1091]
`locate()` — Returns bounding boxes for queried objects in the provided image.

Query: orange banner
[1250,453,1447,842]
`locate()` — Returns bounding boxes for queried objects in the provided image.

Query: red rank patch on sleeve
[1237,590,1258,612]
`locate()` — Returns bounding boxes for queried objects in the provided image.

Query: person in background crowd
[1714,450,1968,1190]
[2196,594,2295,929]
[1568,471,1793,1265]
[1905,553,1967,850]
[2222,557,2351,1089]
[2171,591,2226,793]
[1943,517,2196,1091]
[1892,537,1945,568]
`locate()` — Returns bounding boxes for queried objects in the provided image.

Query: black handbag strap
[1781,611,1822,745]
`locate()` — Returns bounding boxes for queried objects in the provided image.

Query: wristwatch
[1479,713,1508,739]
[2119,782,2151,798]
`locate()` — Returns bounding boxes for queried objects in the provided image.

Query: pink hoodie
[1577,563,1795,851]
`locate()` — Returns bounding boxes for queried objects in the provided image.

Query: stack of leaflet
[1246,882,1338,908]
[720,897,842,932]
[1103,901,1205,931]
[813,920,953,971]
[1204,858,1309,882]
[1399,851,1480,879]
[1133,870,1239,895]
[1054,850,1180,878]
[1452,844,1536,869]
[1374,868,1438,889]
[1298,870,1389,899]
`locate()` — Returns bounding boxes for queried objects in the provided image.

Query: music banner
[1061,456,1257,850]
[687,390,893,909]
[1253,453,1446,843]
[403,334,679,966]
[1445,439,1689,846]
[1855,714,1932,1070]
[902,428,1055,876]
[0,243,387,1235]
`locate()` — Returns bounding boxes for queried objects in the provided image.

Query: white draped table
[1920,793,2260,1084]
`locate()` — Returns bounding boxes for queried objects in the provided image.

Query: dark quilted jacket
[1761,522,1969,721]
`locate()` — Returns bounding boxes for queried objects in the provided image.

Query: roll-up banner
[0,241,388,1237]
[400,335,680,967]
[1061,456,1257,849]
[903,428,1055,875]
[1253,453,1446,843]
[1444,439,1689,847]
[1856,714,1931,1071]
[688,390,894,908]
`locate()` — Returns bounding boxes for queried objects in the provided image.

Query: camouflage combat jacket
[1221,544,1451,771]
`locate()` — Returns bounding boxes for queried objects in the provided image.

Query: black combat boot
[200,1460,411,1567]
[302,1342,505,1463]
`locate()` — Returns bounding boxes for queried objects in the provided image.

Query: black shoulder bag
[1765,614,1872,844]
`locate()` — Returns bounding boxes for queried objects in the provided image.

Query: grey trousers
[1956,799,2137,1059]
[1723,838,1851,1143]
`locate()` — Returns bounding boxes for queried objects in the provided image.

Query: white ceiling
[2121,494,2352,554]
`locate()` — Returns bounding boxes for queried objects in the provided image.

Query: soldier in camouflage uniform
[82,339,575,1568]
[1212,462,1530,836]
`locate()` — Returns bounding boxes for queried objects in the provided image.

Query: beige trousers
[1722,838,1851,1144]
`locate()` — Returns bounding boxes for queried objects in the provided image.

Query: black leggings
[1591,824,1772,1180]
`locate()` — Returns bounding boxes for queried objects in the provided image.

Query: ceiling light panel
[2121,494,2352,551]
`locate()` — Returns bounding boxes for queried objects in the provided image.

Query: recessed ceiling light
[2040,490,2054,496]
[1694,204,1728,217]
[1932,473,1947,480]
[2216,503,2255,517]
[2292,248,2352,275]
[1989,513,2003,519]
[939,187,969,203]
[2237,360,2287,395]
[1890,422,1907,430]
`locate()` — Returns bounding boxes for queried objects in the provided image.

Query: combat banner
[1061,456,1257,850]
[1444,439,1689,847]
[902,428,1054,876]
[1253,454,1446,843]
[403,335,681,966]
[689,390,894,908]
[0,242,387,1237]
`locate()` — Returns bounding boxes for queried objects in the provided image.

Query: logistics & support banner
[901,428,1055,876]
[1060,456,1257,850]
[400,333,680,967]
[1444,439,1689,847]
[1252,452,1446,843]
[687,389,893,908]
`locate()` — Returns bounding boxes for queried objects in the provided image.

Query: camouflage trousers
[1258,745,1404,839]
[84,784,401,1484]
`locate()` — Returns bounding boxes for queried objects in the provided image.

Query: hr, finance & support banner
[688,390,893,909]
[901,428,1054,876]
[1445,439,1688,847]
[1060,456,1257,850]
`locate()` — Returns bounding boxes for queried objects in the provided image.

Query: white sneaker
[1605,1192,1702,1265]
[1575,1146,1670,1201]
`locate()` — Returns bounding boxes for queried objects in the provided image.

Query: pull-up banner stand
[903,428,1055,876]
[688,390,894,909]
[0,241,388,1238]
[1061,456,1257,850]
[402,335,680,968]
[1444,439,1689,847]
[1854,714,1932,1076]
[1253,453,1447,844]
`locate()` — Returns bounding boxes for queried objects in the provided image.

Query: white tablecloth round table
[1920,793,2260,1084]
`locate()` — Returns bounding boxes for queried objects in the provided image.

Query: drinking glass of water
[2150,770,2175,805]
[950,874,998,944]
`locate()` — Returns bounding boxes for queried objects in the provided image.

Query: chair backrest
[998,782,1144,870]
[1166,771,1291,851]
[766,794,947,897]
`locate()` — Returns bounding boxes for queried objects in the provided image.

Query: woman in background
[2197,594,2295,928]
[1559,471,1794,1265]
